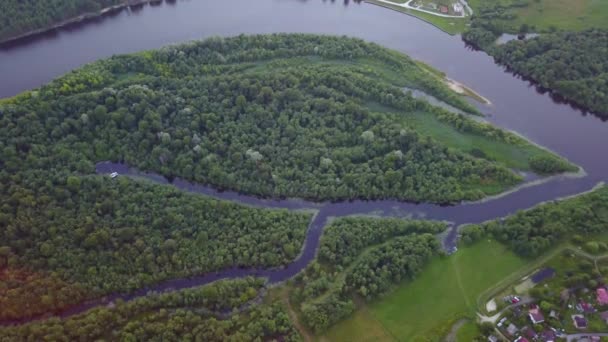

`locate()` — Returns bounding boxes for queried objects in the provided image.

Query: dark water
[2,0,608,325]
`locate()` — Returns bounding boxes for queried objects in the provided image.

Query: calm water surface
[1,0,607,324]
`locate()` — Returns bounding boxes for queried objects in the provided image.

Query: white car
[110,172,119,179]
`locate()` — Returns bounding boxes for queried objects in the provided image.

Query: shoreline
[0,0,160,46]
[364,0,459,36]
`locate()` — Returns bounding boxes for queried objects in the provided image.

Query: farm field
[320,240,526,341]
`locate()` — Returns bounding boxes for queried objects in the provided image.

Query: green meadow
[320,240,526,341]
[467,0,608,32]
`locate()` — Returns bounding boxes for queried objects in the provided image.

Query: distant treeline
[462,1,608,117]
[0,0,122,42]
[461,186,608,257]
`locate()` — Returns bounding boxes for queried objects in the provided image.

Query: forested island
[0,0,132,43]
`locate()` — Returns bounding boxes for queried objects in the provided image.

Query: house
[597,288,608,305]
[506,323,518,336]
[541,329,556,342]
[515,337,529,342]
[572,314,588,329]
[497,317,507,327]
[577,300,595,313]
[529,305,545,324]
[439,5,448,13]
[600,311,608,323]
[521,326,538,339]
[488,336,498,342]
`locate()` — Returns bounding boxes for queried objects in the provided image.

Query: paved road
[478,296,534,323]
[567,333,608,341]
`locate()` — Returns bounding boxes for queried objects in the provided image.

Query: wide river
[2,0,608,324]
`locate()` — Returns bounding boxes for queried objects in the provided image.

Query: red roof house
[597,288,608,305]
[528,305,545,324]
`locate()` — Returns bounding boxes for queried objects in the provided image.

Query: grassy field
[367,0,608,35]
[455,320,481,341]
[320,240,526,341]
[467,0,608,33]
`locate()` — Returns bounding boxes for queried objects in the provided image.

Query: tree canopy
[0,0,122,42]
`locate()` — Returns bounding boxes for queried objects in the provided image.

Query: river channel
[1,0,608,325]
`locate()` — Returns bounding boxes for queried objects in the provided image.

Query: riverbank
[0,0,160,46]
[364,0,468,35]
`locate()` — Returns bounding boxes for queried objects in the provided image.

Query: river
[1,0,608,325]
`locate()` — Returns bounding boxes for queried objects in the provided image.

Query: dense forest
[490,30,608,117]
[462,1,608,117]
[0,34,574,206]
[0,0,122,42]
[0,177,310,321]
[0,278,301,341]
[318,216,445,267]
[461,186,608,257]
[289,217,445,333]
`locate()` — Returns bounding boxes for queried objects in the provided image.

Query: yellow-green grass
[467,0,608,33]
[364,0,468,35]
[455,320,480,341]
[322,240,526,341]
[318,304,395,342]
[514,0,608,31]
[402,111,537,171]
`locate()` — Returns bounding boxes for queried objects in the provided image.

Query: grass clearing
[513,0,608,31]
[455,320,480,341]
[467,0,608,33]
[366,100,563,173]
[322,240,525,341]
[318,302,395,342]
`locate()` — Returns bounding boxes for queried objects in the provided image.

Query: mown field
[320,240,526,341]
[467,0,608,33]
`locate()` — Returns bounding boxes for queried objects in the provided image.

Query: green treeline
[290,217,445,333]
[318,216,445,266]
[0,0,121,42]
[0,177,310,320]
[491,30,608,117]
[345,234,440,298]
[0,278,300,341]
[461,186,608,257]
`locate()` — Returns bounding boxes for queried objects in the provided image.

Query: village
[482,246,608,342]
[371,0,471,18]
